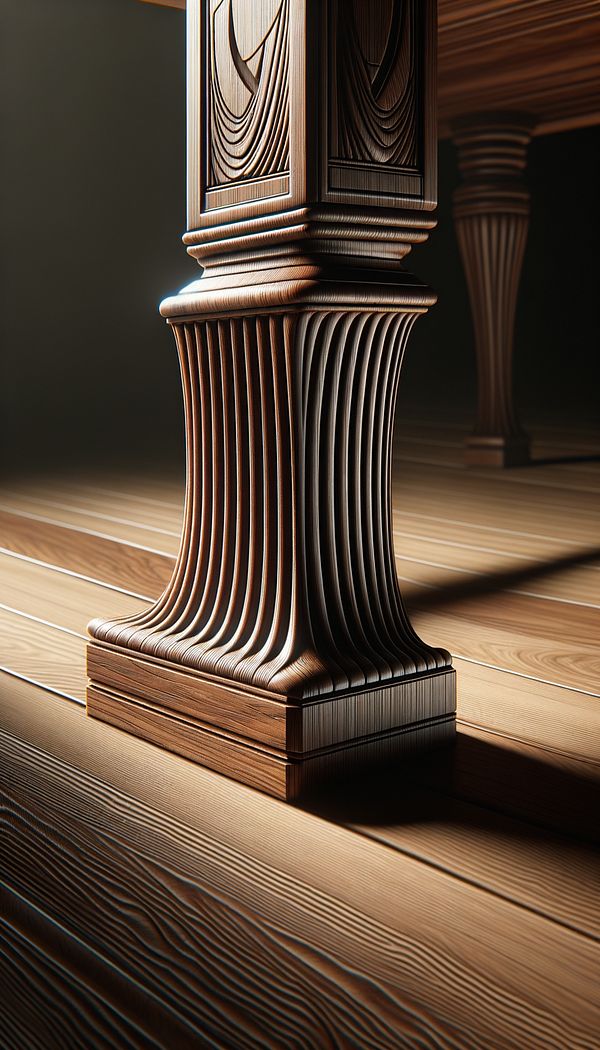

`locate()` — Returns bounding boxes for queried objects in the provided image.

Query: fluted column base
[87,275,456,799]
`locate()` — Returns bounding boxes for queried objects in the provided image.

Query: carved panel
[326,0,427,205]
[205,0,290,209]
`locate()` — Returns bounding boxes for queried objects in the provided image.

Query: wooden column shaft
[452,114,533,468]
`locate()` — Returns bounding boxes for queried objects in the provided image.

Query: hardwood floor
[1,421,599,1047]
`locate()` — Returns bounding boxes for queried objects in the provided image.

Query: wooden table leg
[87,0,456,799]
[453,114,534,467]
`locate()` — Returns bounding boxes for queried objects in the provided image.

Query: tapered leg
[453,114,533,467]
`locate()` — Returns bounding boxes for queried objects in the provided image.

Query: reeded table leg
[453,113,533,468]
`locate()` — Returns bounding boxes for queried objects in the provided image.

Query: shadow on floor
[404,545,600,610]
[526,454,600,467]
[303,730,600,844]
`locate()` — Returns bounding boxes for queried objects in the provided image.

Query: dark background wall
[1,0,190,473]
[1,0,598,475]
[404,127,600,427]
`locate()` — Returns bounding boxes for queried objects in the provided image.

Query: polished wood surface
[1,422,599,1045]
[438,0,600,137]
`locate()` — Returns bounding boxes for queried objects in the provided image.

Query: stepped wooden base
[465,435,530,468]
[87,644,456,800]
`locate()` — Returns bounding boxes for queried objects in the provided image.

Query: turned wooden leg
[87,0,456,799]
[453,114,533,467]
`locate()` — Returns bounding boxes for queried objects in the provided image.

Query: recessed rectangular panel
[203,0,291,210]
[324,0,435,208]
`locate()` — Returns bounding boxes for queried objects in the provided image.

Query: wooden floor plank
[1,675,599,1050]
[0,885,189,1050]
[1,483,185,532]
[393,507,598,559]
[0,495,181,554]
[413,606,599,694]
[452,656,600,763]
[393,448,600,493]
[416,723,600,842]
[0,510,173,596]
[0,551,148,633]
[394,533,600,607]
[394,433,600,471]
[392,469,600,544]
[318,782,600,941]
[0,607,85,702]
[394,419,600,451]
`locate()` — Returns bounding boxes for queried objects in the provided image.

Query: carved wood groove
[208,0,290,187]
[91,311,449,696]
[332,0,418,169]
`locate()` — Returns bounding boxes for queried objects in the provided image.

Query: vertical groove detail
[91,311,449,700]
[453,114,532,449]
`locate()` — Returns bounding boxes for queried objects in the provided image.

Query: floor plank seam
[2,716,598,948]
[0,668,83,707]
[453,655,600,698]
[456,718,600,767]
[0,548,153,603]
[344,823,600,945]
[0,509,174,556]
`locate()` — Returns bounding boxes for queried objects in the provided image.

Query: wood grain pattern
[452,656,600,763]
[414,606,599,695]
[0,885,191,1050]
[427,722,600,842]
[438,0,600,137]
[393,534,600,607]
[0,508,173,596]
[2,676,600,1049]
[391,464,600,545]
[0,492,181,552]
[0,551,146,633]
[331,0,419,167]
[324,0,436,208]
[0,606,85,702]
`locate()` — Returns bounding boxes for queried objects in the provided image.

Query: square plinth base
[465,435,530,468]
[87,643,456,801]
